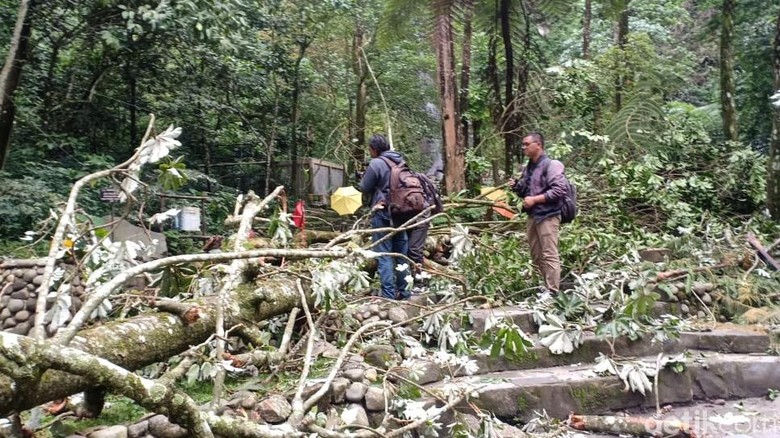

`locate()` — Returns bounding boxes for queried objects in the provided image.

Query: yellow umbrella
[480,186,507,201]
[330,186,363,215]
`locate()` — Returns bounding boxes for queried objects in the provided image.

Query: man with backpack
[359,134,412,300]
[509,132,569,293]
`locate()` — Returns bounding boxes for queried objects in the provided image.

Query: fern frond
[377,0,430,47]
[604,93,665,150]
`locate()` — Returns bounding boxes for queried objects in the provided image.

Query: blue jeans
[371,210,410,299]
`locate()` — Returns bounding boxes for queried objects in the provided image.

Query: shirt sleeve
[359,158,384,195]
[543,160,567,203]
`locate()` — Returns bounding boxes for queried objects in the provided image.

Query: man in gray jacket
[359,134,410,300]
[509,132,567,292]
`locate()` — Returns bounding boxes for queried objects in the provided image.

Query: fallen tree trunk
[0,275,308,416]
[569,414,697,438]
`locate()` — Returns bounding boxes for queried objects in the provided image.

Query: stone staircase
[419,304,780,425]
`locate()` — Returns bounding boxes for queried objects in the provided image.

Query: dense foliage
[2,0,780,253]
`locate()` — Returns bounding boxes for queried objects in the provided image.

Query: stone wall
[0,259,84,337]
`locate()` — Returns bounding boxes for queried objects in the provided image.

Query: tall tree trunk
[583,0,592,59]
[720,0,739,142]
[500,0,516,176]
[0,0,32,171]
[459,0,474,152]
[126,37,138,151]
[514,1,532,165]
[352,23,368,177]
[768,6,780,219]
[289,41,310,198]
[614,0,630,111]
[434,2,463,194]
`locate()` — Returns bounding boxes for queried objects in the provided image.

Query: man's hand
[523,195,543,209]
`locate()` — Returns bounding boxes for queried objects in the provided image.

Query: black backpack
[543,159,578,224]
[380,157,427,216]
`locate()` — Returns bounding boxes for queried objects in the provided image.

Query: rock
[7,321,30,336]
[692,282,709,295]
[226,391,258,409]
[390,360,442,385]
[14,310,30,322]
[379,310,388,319]
[127,419,149,438]
[697,311,706,318]
[712,398,726,406]
[22,270,36,282]
[257,394,292,424]
[362,315,381,326]
[12,278,26,291]
[368,304,380,315]
[87,425,128,438]
[147,415,187,438]
[26,297,36,311]
[32,275,43,286]
[312,340,341,359]
[363,345,401,369]
[364,387,385,411]
[638,248,670,263]
[345,382,368,402]
[387,307,408,324]
[331,377,350,403]
[702,293,712,304]
[680,304,690,314]
[8,297,26,311]
[342,367,365,382]
[11,289,29,300]
[340,404,369,427]
[364,368,378,382]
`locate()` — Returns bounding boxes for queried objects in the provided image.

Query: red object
[293,200,306,230]
[493,201,516,219]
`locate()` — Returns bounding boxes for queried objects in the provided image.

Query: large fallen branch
[569,414,697,438]
[0,274,312,416]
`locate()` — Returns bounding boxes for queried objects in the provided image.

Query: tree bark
[352,22,368,176]
[0,0,32,171]
[0,276,310,416]
[289,40,311,199]
[614,0,630,112]
[459,0,474,154]
[768,5,780,219]
[434,1,463,194]
[570,414,696,438]
[720,0,739,142]
[499,0,517,176]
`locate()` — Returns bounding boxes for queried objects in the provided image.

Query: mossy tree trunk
[769,5,780,219]
[0,276,308,416]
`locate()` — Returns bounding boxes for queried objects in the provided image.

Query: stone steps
[428,352,780,422]
[400,327,771,385]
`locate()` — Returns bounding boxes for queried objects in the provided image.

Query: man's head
[521,132,544,161]
[368,134,390,158]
